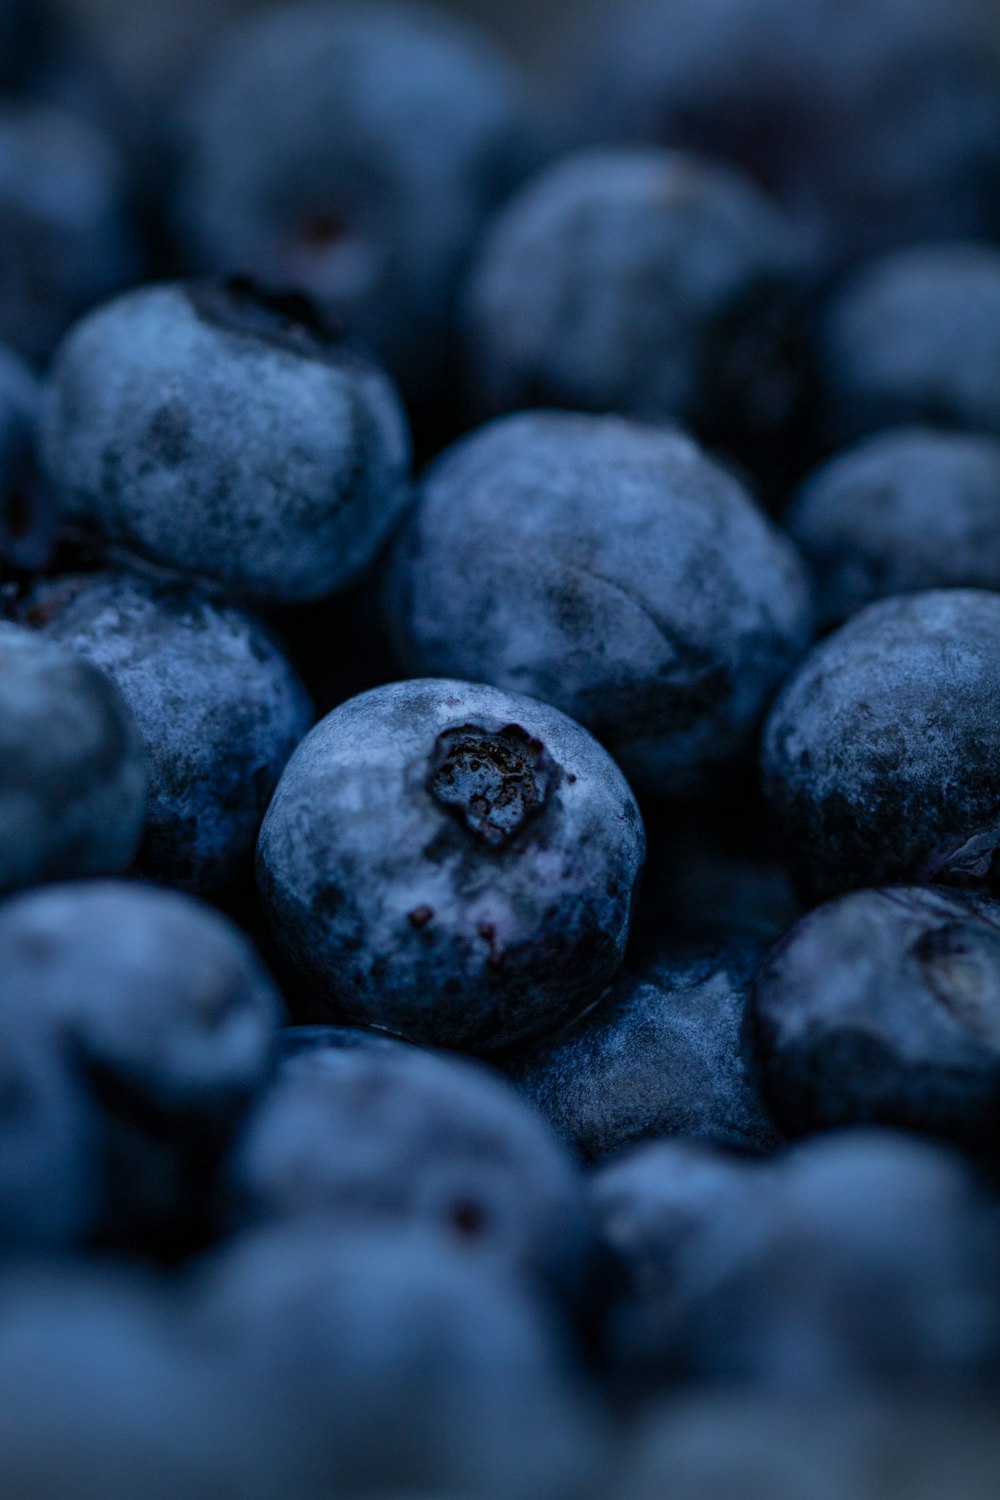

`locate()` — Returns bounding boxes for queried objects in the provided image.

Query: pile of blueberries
[9,0,1000,1493]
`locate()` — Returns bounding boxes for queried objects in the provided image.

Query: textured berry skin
[229,1040,593,1299]
[504,941,780,1163]
[575,0,1000,272]
[25,571,312,897]
[787,429,1000,629]
[752,886,1000,1151]
[762,590,1000,904]
[0,880,281,1242]
[191,1222,607,1500]
[820,244,1000,446]
[173,0,538,400]
[257,677,645,1051]
[464,149,803,445]
[0,621,145,896]
[41,280,412,604]
[0,102,136,365]
[596,1130,1000,1394]
[387,412,812,797]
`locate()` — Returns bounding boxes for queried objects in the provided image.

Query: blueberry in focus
[464,148,807,457]
[23,570,312,897]
[503,939,780,1163]
[386,412,812,797]
[189,1221,607,1500]
[787,429,1000,629]
[40,279,412,604]
[229,1038,594,1300]
[0,101,136,365]
[762,589,1000,903]
[257,677,645,1051]
[596,1130,1000,1394]
[751,886,1000,1151]
[172,0,539,403]
[0,879,281,1246]
[0,620,145,896]
[574,0,1000,272]
[819,243,1000,446]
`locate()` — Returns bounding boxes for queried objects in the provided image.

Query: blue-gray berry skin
[0,621,145,896]
[172,1,539,402]
[503,941,780,1164]
[0,1014,100,1249]
[0,880,281,1246]
[41,279,412,604]
[0,102,137,365]
[229,1040,593,1301]
[596,1130,1000,1394]
[465,150,804,439]
[257,677,645,1051]
[751,886,1000,1152]
[279,1023,408,1059]
[820,244,1000,446]
[762,590,1000,904]
[190,1222,606,1500]
[25,571,312,897]
[386,413,813,797]
[575,0,1000,274]
[787,429,1000,629]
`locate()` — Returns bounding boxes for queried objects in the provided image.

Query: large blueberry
[504,940,779,1163]
[762,590,1000,902]
[24,570,312,896]
[0,101,136,365]
[387,412,812,796]
[41,279,412,604]
[189,1222,606,1500]
[229,1040,593,1300]
[787,429,1000,629]
[464,149,805,454]
[574,0,1000,271]
[596,1130,1000,1393]
[0,621,145,896]
[0,879,281,1246]
[820,244,1000,445]
[257,677,645,1051]
[172,1,538,401]
[752,886,1000,1150]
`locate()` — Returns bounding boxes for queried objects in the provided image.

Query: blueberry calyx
[187,276,347,361]
[428,723,557,848]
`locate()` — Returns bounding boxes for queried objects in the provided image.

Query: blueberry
[40,279,412,604]
[0,620,145,896]
[0,1013,100,1248]
[229,1040,593,1300]
[23,570,312,896]
[0,101,136,365]
[0,879,281,1246]
[190,1221,606,1500]
[575,0,1000,271]
[258,677,644,1050]
[172,1,538,402]
[386,412,812,796]
[503,940,780,1163]
[0,342,48,572]
[820,244,1000,445]
[752,885,1000,1151]
[762,589,1000,902]
[596,1130,1000,1393]
[787,429,1000,629]
[464,149,806,455]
